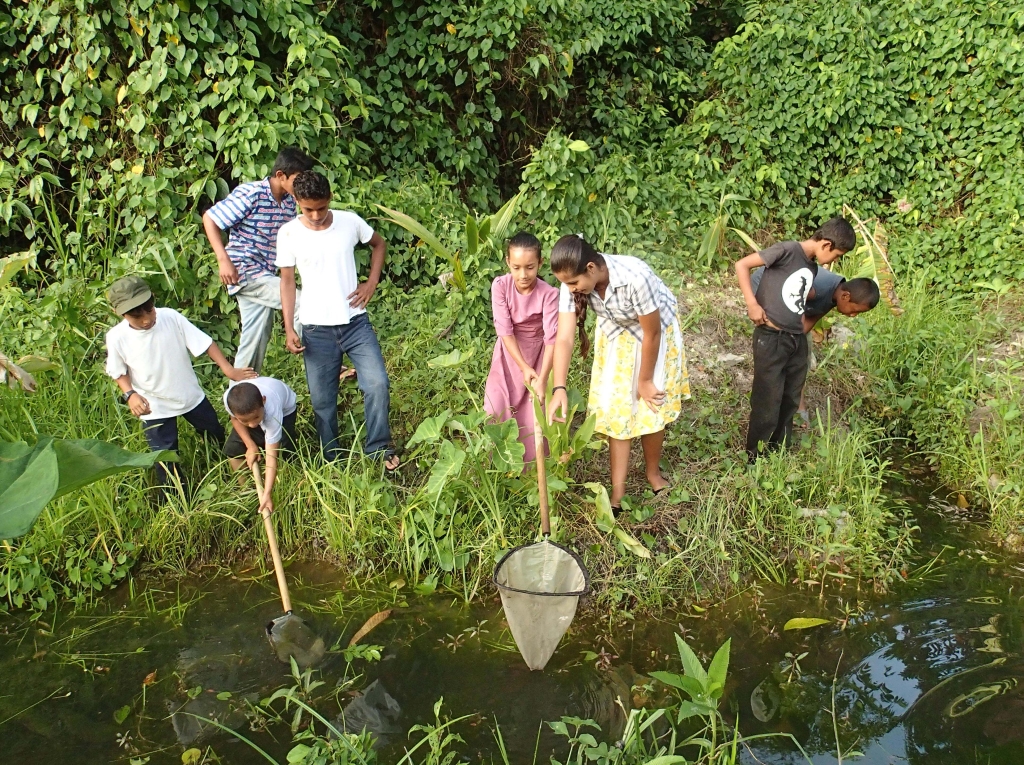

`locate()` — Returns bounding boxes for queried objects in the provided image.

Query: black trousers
[745,326,809,460]
[224,411,298,458]
[142,397,225,489]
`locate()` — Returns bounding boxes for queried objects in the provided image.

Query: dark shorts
[224,410,298,458]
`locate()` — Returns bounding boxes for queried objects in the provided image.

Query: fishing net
[266,613,326,669]
[493,539,590,670]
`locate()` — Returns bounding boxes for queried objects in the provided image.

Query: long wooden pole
[533,396,550,537]
[251,464,292,613]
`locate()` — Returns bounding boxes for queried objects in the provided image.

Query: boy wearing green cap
[105,275,256,490]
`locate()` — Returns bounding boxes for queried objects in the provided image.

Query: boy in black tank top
[734,217,857,461]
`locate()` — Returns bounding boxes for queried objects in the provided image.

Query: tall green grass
[845,283,1024,540]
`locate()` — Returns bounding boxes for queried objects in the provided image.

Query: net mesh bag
[493,539,590,670]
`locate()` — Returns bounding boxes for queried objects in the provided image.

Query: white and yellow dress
[558,254,690,440]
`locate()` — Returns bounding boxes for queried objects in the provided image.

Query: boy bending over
[104,275,255,491]
[750,267,880,424]
[734,217,856,461]
[223,377,298,514]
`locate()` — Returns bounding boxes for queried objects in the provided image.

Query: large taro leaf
[0,438,175,539]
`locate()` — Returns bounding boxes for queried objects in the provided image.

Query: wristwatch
[120,389,137,405]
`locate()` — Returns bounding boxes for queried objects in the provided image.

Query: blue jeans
[302,314,392,461]
[234,276,302,374]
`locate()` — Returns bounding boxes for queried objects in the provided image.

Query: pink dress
[484,274,559,462]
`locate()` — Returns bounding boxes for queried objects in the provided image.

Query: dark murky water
[2,478,1022,764]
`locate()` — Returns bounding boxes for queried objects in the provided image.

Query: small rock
[715,353,746,367]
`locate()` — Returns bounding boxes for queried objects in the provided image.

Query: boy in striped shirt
[203,147,314,374]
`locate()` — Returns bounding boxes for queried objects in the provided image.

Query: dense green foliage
[2,0,1023,615]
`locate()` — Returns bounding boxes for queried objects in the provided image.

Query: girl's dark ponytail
[551,234,604,359]
[573,292,591,358]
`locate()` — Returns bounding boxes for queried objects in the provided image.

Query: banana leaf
[0,437,175,539]
[842,205,903,315]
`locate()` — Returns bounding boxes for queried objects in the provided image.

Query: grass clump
[845,283,1024,543]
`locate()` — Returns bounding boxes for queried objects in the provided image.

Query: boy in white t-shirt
[104,275,255,491]
[277,171,398,469]
[223,377,298,515]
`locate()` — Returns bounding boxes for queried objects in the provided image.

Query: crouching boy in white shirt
[104,275,255,493]
[223,377,298,515]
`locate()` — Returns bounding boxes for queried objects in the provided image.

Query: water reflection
[0,482,1022,764]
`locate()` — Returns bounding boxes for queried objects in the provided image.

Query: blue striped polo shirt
[206,179,297,295]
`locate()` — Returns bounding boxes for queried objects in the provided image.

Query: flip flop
[384,453,401,472]
[796,409,810,428]
[340,366,357,382]
[653,486,672,497]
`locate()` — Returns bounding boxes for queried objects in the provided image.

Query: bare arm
[260,440,280,514]
[114,373,150,416]
[636,311,664,413]
[734,252,768,325]
[202,212,239,287]
[547,312,577,422]
[500,334,540,384]
[206,341,255,381]
[231,417,261,464]
[537,344,555,394]
[280,267,304,353]
[349,232,387,309]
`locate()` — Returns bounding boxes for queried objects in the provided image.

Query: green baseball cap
[107,275,153,315]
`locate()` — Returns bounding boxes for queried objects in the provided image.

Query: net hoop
[492,538,591,598]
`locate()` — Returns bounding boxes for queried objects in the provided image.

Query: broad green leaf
[51,440,176,499]
[650,670,705,700]
[567,139,590,152]
[375,205,449,259]
[592,484,615,533]
[114,704,131,724]
[675,634,709,689]
[0,438,175,539]
[783,617,830,631]
[483,421,525,473]
[706,638,731,695]
[286,745,313,763]
[675,701,709,721]
[0,440,59,539]
[643,757,688,765]
[15,355,58,373]
[488,192,523,240]
[466,214,479,256]
[427,348,474,368]
[0,252,34,290]
[406,410,451,448]
[613,527,652,559]
[729,227,761,252]
[426,440,465,497]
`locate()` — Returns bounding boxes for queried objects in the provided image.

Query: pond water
[2,476,1023,765]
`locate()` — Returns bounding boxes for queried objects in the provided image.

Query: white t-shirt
[275,211,374,326]
[105,307,213,420]
[223,377,297,445]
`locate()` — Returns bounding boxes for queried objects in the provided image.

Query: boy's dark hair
[271,147,314,177]
[811,216,856,253]
[125,297,155,318]
[843,277,880,309]
[292,170,331,202]
[506,232,541,261]
[226,383,264,417]
[550,234,606,358]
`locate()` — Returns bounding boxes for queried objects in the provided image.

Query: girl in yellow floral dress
[547,235,690,511]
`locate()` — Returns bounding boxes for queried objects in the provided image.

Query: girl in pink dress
[484,233,559,463]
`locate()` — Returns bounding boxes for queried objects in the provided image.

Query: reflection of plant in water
[438,632,465,653]
[783,651,809,684]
